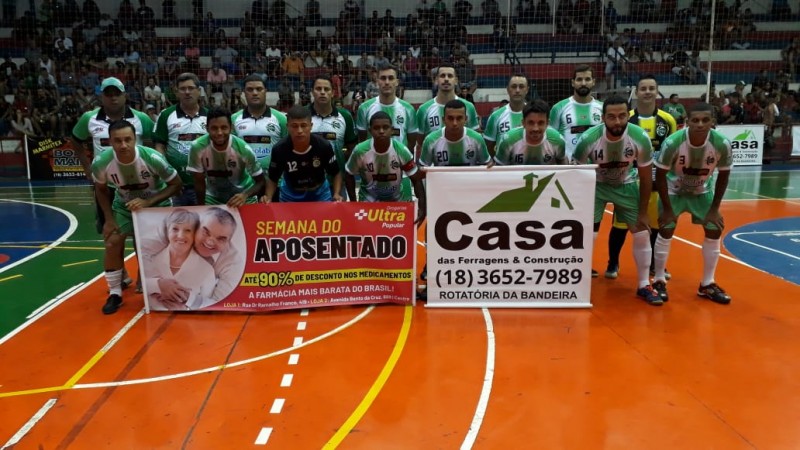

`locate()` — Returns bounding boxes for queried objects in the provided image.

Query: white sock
[701,238,720,286]
[653,235,672,282]
[631,230,652,288]
[106,269,123,296]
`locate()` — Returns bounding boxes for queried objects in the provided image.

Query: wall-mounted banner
[793,126,800,157]
[26,137,86,180]
[134,203,416,312]
[716,125,764,166]
[425,166,596,308]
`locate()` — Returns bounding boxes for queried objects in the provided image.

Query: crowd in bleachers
[0,0,798,142]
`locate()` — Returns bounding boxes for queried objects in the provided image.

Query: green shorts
[112,206,134,236]
[594,182,640,225]
[660,191,718,230]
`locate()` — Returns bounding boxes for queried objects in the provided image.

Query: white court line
[300,309,309,316]
[296,321,306,331]
[0,200,78,275]
[461,308,495,450]
[1,398,57,449]
[280,374,293,387]
[72,306,374,389]
[26,284,84,319]
[293,336,303,346]
[731,233,800,262]
[0,254,137,346]
[288,354,299,365]
[254,427,273,445]
[270,398,285,414]
[737,191,800,206]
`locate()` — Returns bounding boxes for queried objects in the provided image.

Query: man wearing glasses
[153,72,209,206]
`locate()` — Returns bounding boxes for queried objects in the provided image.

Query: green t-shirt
[494,127,566,165]
[655,128,733,195]
[346,138,418,201]
[187,134,263,204]
[573,123,653,186]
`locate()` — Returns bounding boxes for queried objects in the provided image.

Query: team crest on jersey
[656,123,668,137]
[706,155,715,165]
[624,147,634,158]
[140,170,151,179]
[312,157,321,167]
[332,121,341,129]
[466,149,475,158]
[237,125,247,130]
[390,160,400,169]
[544,154,552,162]
[267,123,278,132]
[396,116,404,125]
[227,160,236,168]
[592,112,601,122]
[91,126,105,134]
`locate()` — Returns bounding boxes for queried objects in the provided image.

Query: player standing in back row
[549,64,603,162]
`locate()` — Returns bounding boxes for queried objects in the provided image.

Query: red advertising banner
[134,202,416,312]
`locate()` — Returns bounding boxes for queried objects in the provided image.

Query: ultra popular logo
[434,173,584,251]
[354,207,408,229]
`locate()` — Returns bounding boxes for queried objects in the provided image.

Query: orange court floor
[1,169,800,449]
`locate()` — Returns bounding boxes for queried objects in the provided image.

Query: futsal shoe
[652,280,669,302]
[649,267,671,280]
[102,294,123,314]
[697,283,731,304]
[604,262,619,279]
[636,285,664,306]
[135,278,143,294]
[416,288,427,302]
[591,269,598,278]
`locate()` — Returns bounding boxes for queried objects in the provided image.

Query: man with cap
[72,76,155,291]
[153,72,209,206]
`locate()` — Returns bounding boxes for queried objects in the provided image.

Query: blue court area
[724,217,800,286]
[0,201,72,267]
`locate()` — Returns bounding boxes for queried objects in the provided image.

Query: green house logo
[733,130,756,141]
[477,173,574,213]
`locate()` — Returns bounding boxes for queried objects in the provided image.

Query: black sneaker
[135,278,143,294]
[102,294,123,315]
[697,283,731,304]
[591,269,598,278]
[604,262,619,279]
[636,285,664,306]
[416,288,427,302]
[420,264,427,281]
[652,280,669,302]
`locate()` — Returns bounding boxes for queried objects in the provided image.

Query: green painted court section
[1,166,799,338]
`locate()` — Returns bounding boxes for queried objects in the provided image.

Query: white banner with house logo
[425,166,596,308]
[716,125,765,166]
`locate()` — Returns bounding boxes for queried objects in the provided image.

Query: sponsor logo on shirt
[177,133,203,141]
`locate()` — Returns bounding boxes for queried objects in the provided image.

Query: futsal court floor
[1,165,799,449]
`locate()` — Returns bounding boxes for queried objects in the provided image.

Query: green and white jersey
[655,128,732,196]
[483,104,523,144]
[662,102,687,123]
[72,107,153,160]
[153,104,209,184]
[346,139,418,201]
[415,96,480,136]
[231,107,287,170]
[309,104,357,173]
[355,97,419,147]
[187,134,263,204]
[549,97,603,159]
[419,128,490,167]
[91,145,176,209]
[494,127,566,165]
[573,123,653,186]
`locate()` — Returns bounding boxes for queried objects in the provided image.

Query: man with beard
[493,99,567,166]
[550,64,603,162]
[415,64,480,154]
[188,107,265,207]
[605,75,676,281]
[573,95,661,306]
[484,74,530,156]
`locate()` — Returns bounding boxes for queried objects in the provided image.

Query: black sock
[607,226,627,266]
[650,228,659,268]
